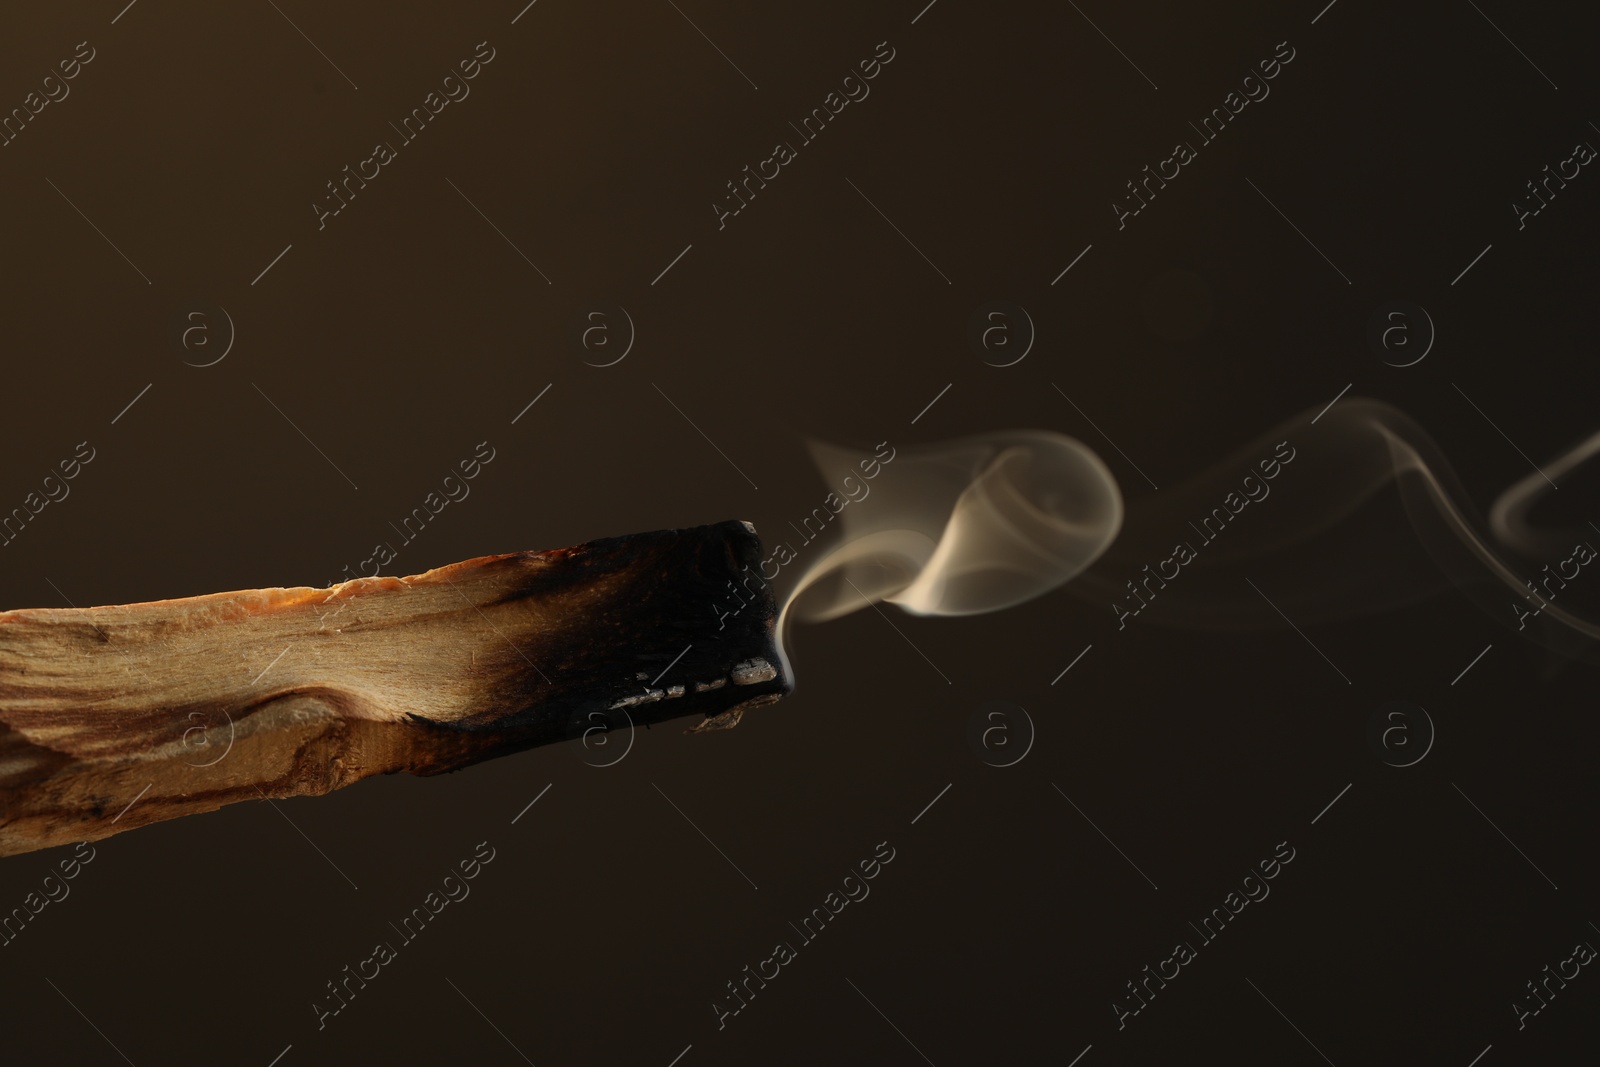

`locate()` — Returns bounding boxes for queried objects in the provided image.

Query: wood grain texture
[0,520,790,857]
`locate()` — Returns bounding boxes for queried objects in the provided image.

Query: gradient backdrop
[1,1,1598,1065]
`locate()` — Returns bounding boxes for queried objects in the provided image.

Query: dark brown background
[1,1,1598,1064]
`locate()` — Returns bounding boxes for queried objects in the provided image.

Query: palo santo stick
[0,520,789,858]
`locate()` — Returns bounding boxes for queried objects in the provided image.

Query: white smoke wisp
[775,431,1124,676]
[1490,428,1600,558]
[1062,398,1600,663]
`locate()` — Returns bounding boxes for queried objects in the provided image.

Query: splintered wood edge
[688,691,785,733]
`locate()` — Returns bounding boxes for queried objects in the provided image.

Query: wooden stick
[0,520,789,857]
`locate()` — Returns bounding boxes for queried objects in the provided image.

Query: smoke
[1490,429,1600,558]
[776,400,1600,676]
[775,431,1123,676]
[1068,398,1600,662]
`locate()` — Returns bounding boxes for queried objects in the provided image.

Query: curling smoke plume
[775,432,1123,675]
[777,401,1600,674]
